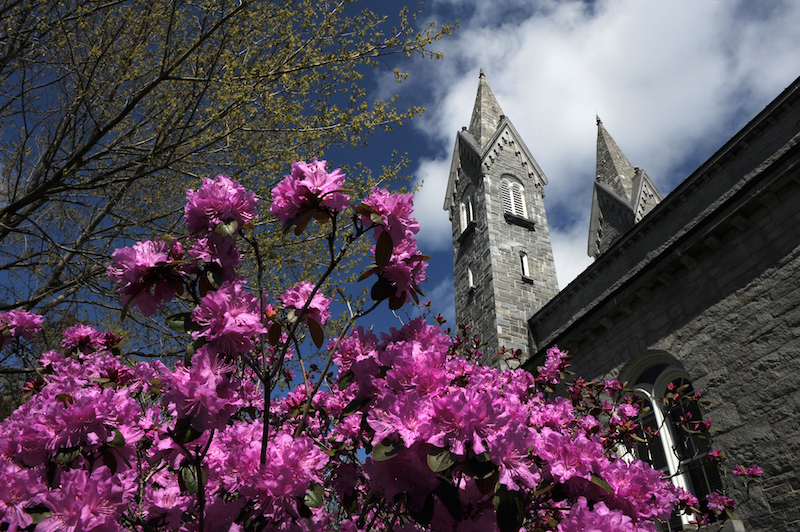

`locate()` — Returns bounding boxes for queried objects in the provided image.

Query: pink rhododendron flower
[375,237,427,304]
[185,174,258,236]
[193,280,266,356]
[360,187,419,244]
[107,239,186,316]
[61,323,122,355]
[732,464,763,478]
[0,460,44,531]
[281,281,331,326]
[618,402,639,419]
[558,497,634,532]
[706,491,736,513]
[163,351,241,431]
[188,231,241,279]
[270,159,348,225]
[537,345,570,386]
[0,309,43,345]
[37,467,130,532]
[538,428,603,483]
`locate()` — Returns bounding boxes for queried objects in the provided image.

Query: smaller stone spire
[588,117,663,258]
[468,70,505,148]
[596,117,635,202]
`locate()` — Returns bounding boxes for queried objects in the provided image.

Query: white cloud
[550,221,593,291]
[423,276,456,327]
[410,157,453,250]
[399,0,800,286]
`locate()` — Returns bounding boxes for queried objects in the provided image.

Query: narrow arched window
[520,252,530,277]
[460,189,474,233]
[501,178,526,217]
[468,267,475,289]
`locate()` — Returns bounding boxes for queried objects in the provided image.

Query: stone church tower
[443,71,559,366]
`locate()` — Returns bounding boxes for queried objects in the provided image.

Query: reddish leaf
[292,211,314,236]
[371,277,394,302]
[268,322,282,347]
[389,293,405,310]
[358,267,379,282]
[308,319,325,349]
[375,231,394,268]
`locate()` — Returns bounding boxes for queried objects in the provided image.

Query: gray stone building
[444,72,800,531]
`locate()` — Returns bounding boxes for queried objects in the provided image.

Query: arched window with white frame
[630,363,723,531]
[501,177,527,218]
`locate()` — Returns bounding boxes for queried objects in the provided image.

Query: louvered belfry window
[501,178,526,217]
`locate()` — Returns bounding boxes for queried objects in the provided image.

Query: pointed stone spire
[588,117,663,258]
[468,70,505,148]
[596,117,635,202]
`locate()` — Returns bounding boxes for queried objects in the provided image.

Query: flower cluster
[281,281,332,327]
[0,162,749,532]
[270,158,349,227]
[360,187,419,245]
[107,238,187,316]
[0,309,43,346]
[328,326,684,530]
[732,464,764,479]
[185,174,259,237]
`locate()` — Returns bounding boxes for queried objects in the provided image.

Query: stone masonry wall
[481,129,558,365]
[552,174,800,531]
[452,148,498,357]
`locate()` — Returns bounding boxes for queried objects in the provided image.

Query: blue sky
[330,0,800,330]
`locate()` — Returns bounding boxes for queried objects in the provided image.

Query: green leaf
[427,446,456,472]
[103,447,119,475]
[166,312,197,333]
[375,230,394,268]
[342,396,371,417]
[308,318,325,349]
[352,204,375,217]
[337,370,355,391]
[268,322,282,346]
[293,211,314,236]
[185,338,206,362]
[107,428,126,448]
[358,266,379,282]
[462,456,498,480]
[304,483,324,508]
[214,219,238,236]
[370,276,394,302]
[434,481,463,522]
[372,439,402,461]
[475,468,500,495]
[533,481,552,496]
[54,445,82,464]
[388,293,405,310]
[171,417,203,444]
[589,473,613,494]
[179,463,206,494]
[25,504,51,525]
[494,486,525,532]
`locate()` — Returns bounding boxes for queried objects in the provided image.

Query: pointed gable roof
[595,116,635,202]
[444,71,548,213]
[468,70,505,148]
